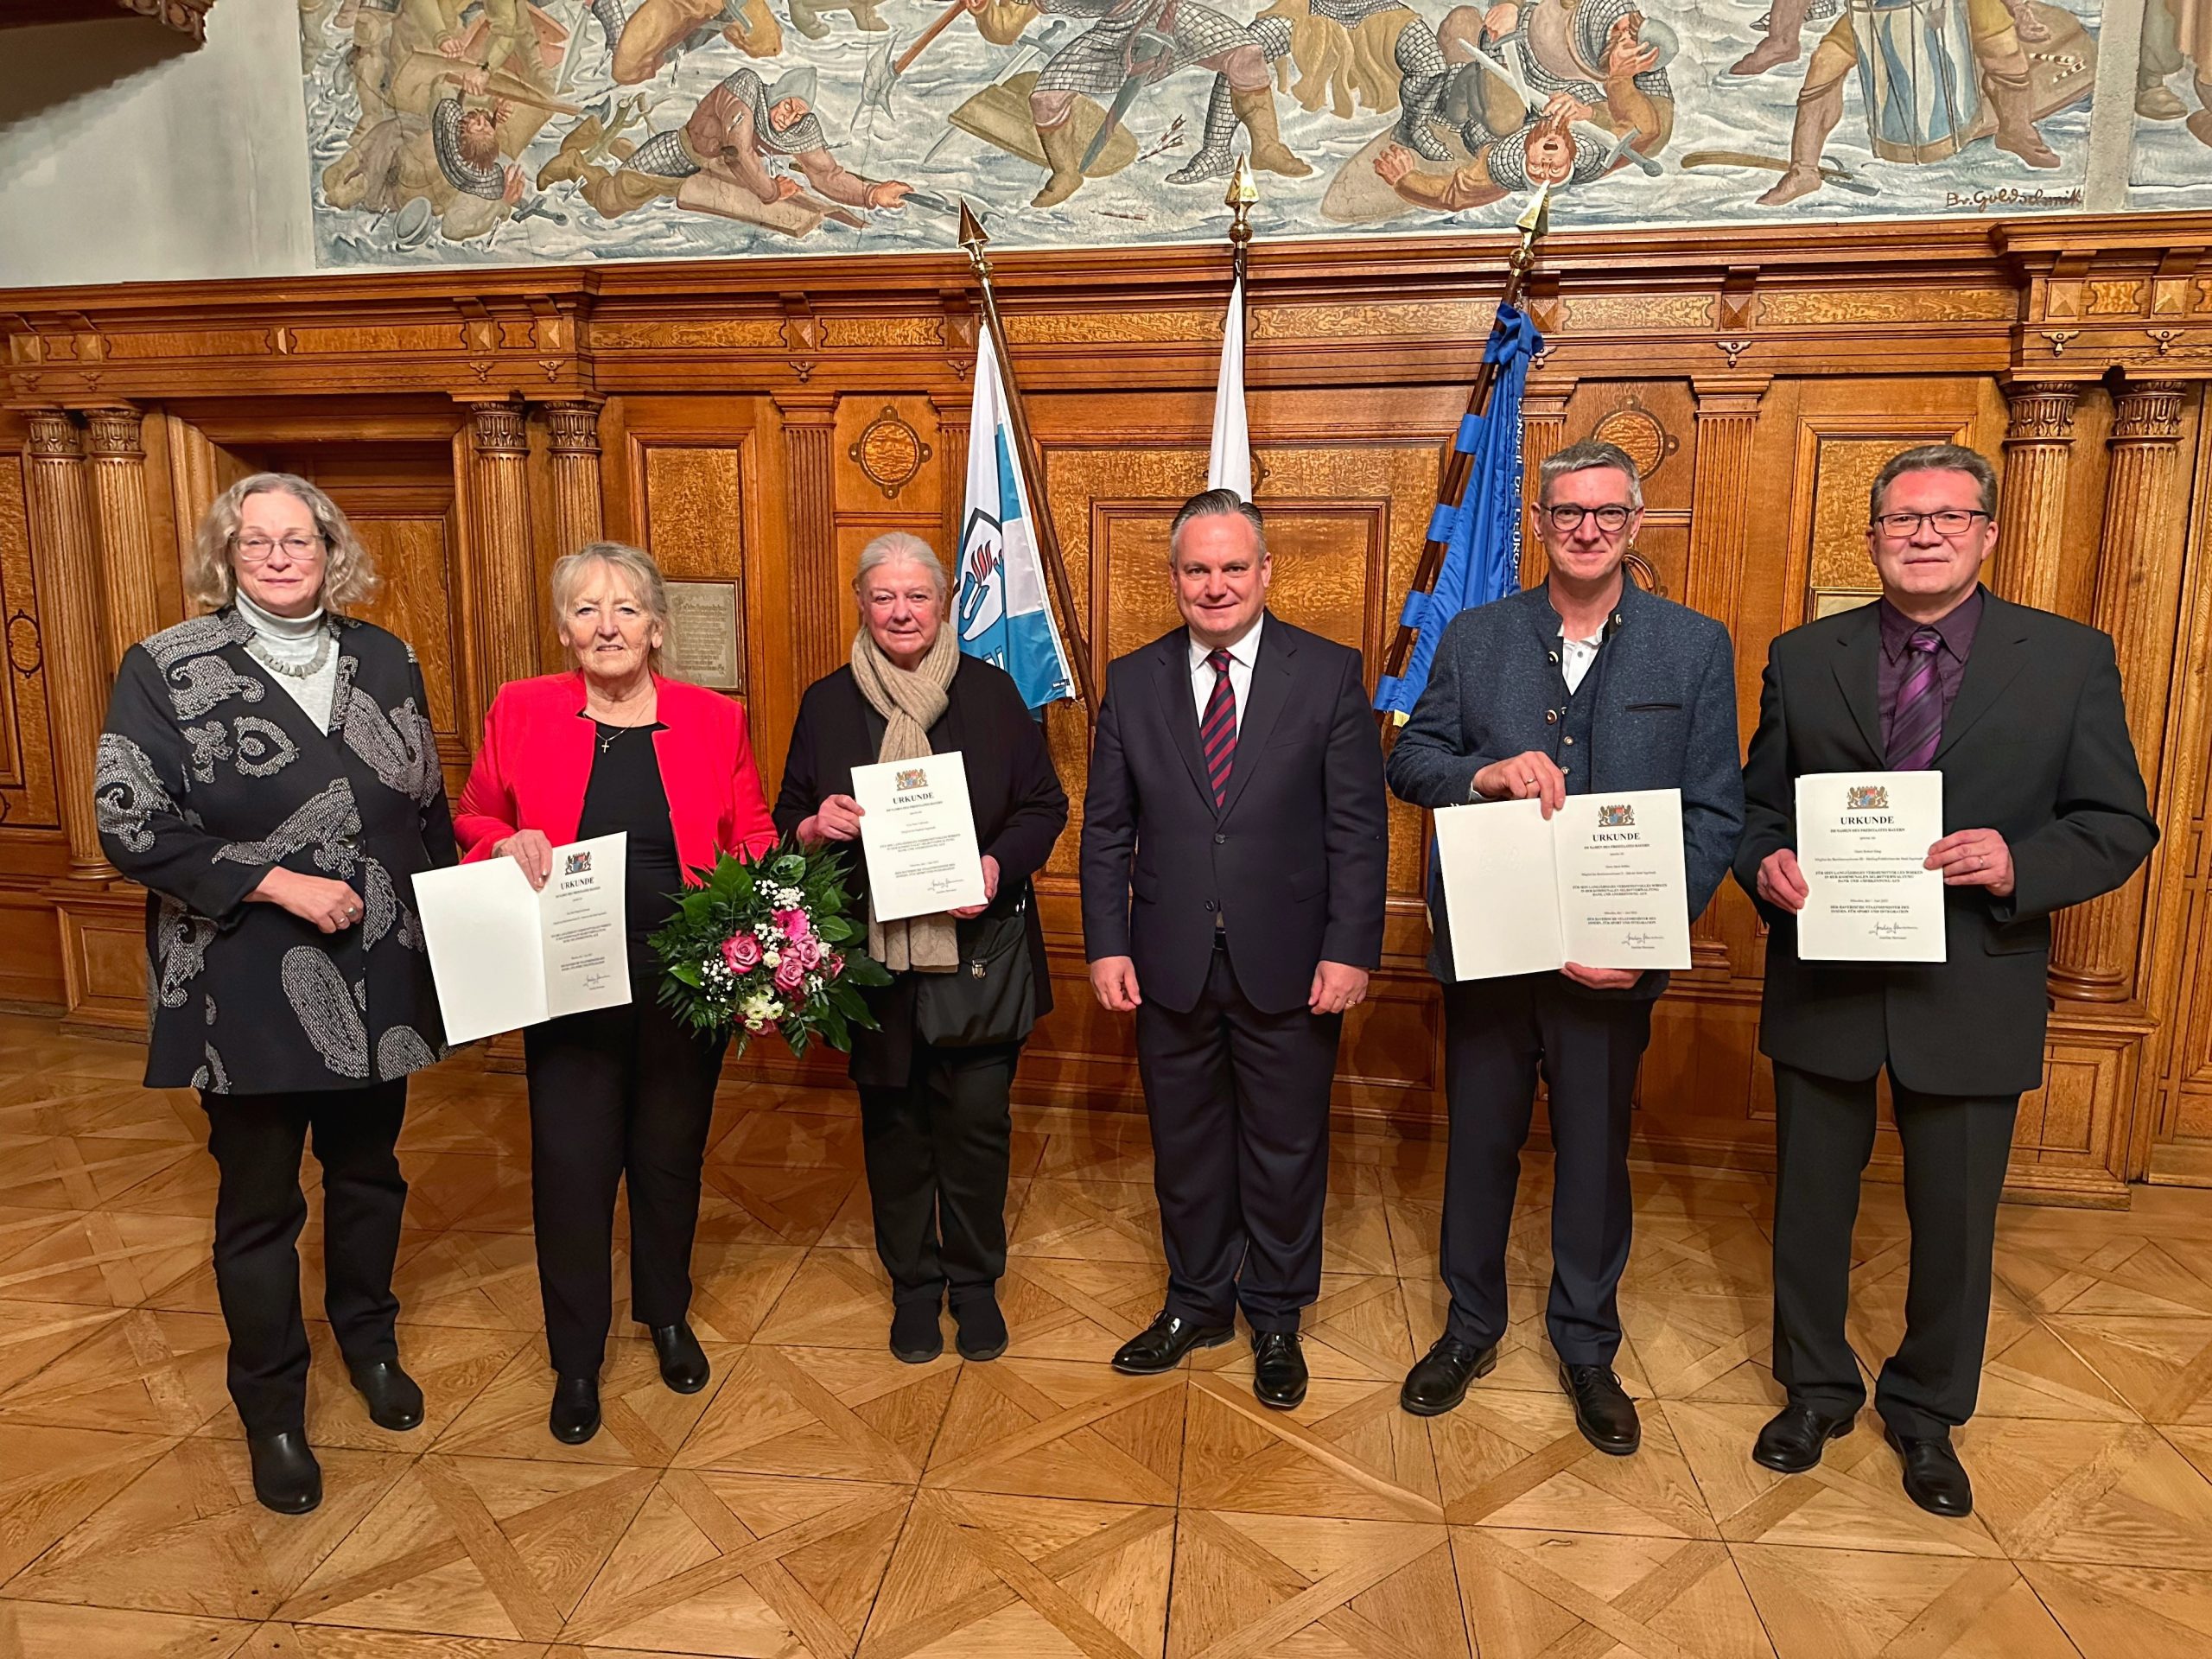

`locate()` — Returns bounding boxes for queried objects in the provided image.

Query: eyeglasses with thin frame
[1871,509,1989,539]
[233,533,327,563]
[1537,503,1636,534]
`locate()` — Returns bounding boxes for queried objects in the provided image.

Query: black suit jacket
[1733,588,2157,1096]
[774,656,1068,1086]
[1080,613,1389,1015]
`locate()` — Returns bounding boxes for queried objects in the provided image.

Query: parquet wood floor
[2,1016,2211,1656]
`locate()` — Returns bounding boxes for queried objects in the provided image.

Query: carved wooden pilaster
[1516,378,1574,588]
[2047,379,2189,1005]
[773,391,841,683]
[1684,376,1770,964]
[931,392,971,581]
[80,405,168,669]
[24,411,115,880]
[541,400,606,557]
[1992,381,2081,614]
[164,416,226,563]
[464,401,542,712]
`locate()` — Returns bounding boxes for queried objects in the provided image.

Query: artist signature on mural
[1944,187,2086,210]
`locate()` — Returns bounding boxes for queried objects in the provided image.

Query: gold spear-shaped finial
[957,198,991,276]
[1226,155,1257,282]
[1512,184,1551,271]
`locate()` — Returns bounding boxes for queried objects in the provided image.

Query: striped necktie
[1201,648,1236,808]
[1887,628,1945,770]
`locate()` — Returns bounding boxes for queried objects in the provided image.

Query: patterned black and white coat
[94,607,456,1096]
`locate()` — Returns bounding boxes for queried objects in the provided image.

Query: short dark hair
[1539,438,1643,509]
[1870,443,1998,522]
[1168,488,1266,563]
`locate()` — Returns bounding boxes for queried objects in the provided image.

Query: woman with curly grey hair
[95,472,454,1516]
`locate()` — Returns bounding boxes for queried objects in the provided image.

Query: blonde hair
[186,473,378,613]
[550,542,671,671]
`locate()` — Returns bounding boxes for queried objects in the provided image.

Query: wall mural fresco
[294,0,2192,267]
[2134,0,2212,205]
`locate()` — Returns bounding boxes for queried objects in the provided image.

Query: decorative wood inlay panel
[1756,287,2019,325]
[848,407,931,501]
[772,397,838,689]
[1564,293,1719,332]
[641,444,751,695]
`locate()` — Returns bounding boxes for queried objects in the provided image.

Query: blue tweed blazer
[1387,578,1745,993]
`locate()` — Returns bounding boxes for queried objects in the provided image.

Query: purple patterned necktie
[1201,649,1236,807]
[1888,628,1945,770]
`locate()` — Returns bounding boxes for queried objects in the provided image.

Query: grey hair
[854,531,948,598]
[1168,487,1268,563]
[186,472,378,613]
[550,541,671,671]
[1870,443,1999,521]
[1539,439,1643,510]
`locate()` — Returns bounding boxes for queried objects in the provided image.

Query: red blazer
[454,671,779,875]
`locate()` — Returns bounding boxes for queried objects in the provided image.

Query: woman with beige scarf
[775,533,1068,1362]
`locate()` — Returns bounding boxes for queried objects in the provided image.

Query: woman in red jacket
[456,541,777,1445]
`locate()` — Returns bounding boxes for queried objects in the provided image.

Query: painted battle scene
[296,0,2195,264]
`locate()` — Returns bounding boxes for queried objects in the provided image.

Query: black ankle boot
[649,1322,710,1393]
[550,1374,601,1445]
[246,1430,322,1515]
[347,1358,425,1431]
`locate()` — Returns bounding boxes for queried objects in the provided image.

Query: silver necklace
[245,627,334,681]
[595,723,632,755]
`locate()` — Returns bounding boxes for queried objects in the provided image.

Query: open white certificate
[412,832,632,1043]
[1433,788,1693,981]
[1794,771,1946,962]
[850,751,987,923]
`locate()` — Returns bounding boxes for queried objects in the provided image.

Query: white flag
[1206,272,1251,500]
[955,324,1077,711]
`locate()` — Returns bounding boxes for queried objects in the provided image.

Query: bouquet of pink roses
[648,842,891,1056]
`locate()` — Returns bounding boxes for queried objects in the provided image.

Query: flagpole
[1226,153,1255,289]
[958,201,1101,711]
[1375,187,1552,734]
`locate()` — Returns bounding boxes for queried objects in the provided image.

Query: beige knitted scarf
[849,623,960,973]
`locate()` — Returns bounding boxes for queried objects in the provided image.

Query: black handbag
[914,891,1039,1048]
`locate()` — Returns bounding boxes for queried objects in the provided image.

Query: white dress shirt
[1188,612,1263,734]
[1560,629,1603,696]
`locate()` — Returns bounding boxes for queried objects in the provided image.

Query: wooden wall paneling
[22,411,114,884]
[2145,396,2212,1175]
[461,401,543,721]
[620,395,800,801]
[80,407,170,670]
[0,424,59,834]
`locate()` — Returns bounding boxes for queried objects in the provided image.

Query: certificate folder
[1432,789,1693,981]
[412,831,632,1043]
[1792,771,1946,963]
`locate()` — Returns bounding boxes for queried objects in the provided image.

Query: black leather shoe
[347,1358,424,1431]
[650,1322,710,1394]
[1885,1425,1974,1517]
[1111,1312,1234,1375]
[1399,1337,1499,1417]
[246,1431,322,1515]
[1251,1332,1308,1410]
[1560,1363,1641,1455]
[890,1300,944,1364]
[952,1294,1008,1363]
[1752,1403,1855,1473]
[550,1375,601,1445]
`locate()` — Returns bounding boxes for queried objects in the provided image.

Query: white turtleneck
[235,589,339,733]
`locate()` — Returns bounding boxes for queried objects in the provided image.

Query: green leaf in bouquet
[815,917,855,944]
[841,954,894,988]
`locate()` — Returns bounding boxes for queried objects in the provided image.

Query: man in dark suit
[1737,442,2157,1518]
[1081,488,1389,1410]
[1387,439,1744,1452]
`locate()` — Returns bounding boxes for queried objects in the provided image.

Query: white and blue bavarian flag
[956,322,1077,710]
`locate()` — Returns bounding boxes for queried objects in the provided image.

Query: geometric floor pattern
[1,1014,2210,1656]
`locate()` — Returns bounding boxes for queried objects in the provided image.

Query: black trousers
[1440,976,1653,1366]
[1135,939,1339,1334]
[1771,1062,2020,1438]
[855,1039,1020,1307]
[202,1079,410,1436]
[524,983,728,1376]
